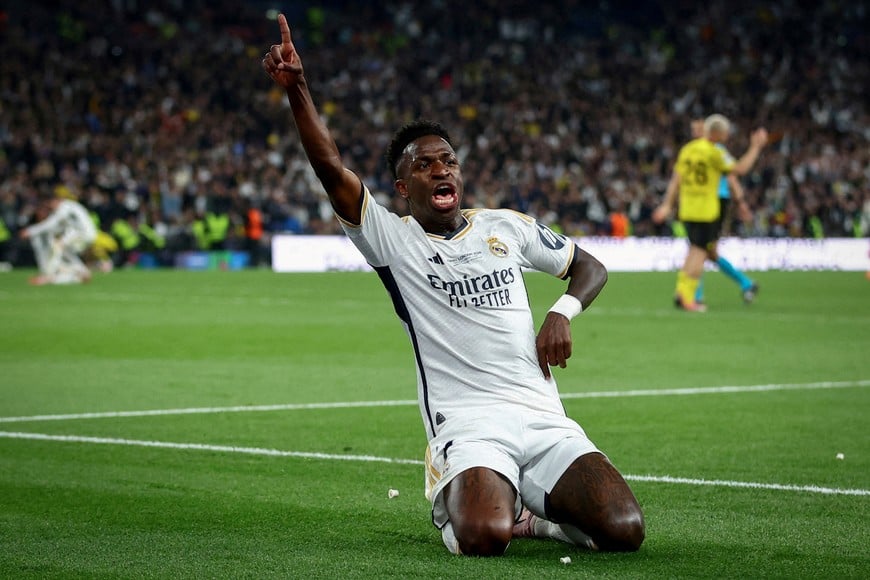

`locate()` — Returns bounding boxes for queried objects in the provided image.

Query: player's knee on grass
[593,503,645,552]
[442,466,517,556]
[553,502,644,552]
[547,453,646,552]
[450,515,513,556]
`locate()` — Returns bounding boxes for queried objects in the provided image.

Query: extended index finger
[536,338,552,379]
[278,14,292,46]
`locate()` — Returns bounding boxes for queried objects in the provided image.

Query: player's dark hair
[385,119,453,180]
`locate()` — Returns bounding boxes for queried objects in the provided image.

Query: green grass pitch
[1,268,868,578]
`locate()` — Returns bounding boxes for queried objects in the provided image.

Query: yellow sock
[675,270,687,299]
[677,271,699,305]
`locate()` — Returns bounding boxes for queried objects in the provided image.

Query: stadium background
[1,3,868,577]
[0,0,867,270]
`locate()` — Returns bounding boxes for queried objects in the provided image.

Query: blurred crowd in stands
[0,0,867,268]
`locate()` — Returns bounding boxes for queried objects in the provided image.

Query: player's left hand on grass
[536,312,573,379]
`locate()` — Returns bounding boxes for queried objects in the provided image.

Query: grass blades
[1,268,868,578]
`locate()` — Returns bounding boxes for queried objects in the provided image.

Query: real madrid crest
[487,236,509,257]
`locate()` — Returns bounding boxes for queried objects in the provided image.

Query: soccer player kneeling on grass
[20,191,97,286]
[262,15,644,556]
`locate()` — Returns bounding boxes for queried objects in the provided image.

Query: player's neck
[418,213,465,236]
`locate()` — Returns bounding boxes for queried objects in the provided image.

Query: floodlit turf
[0,267,868,578]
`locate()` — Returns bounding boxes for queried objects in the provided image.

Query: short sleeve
[517,216,575,279]
[339,185,410,268]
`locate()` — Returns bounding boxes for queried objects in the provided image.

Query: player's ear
[395,179,409,199]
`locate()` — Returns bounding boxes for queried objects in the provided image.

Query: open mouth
[432,184,458,209]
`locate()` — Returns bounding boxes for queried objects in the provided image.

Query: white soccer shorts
[424,405,601,529]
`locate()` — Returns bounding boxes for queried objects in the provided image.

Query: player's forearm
[662,172,680,208]
[25,221,48,236]
[285,80,346,190]
[284,81,362,222]
[26,212,61,236]
[565,247,608,310]
[732,145,763,176]
[727,175,745,202]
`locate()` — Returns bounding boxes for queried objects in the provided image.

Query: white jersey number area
[535,221,568,250]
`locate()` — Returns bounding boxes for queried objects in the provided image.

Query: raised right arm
[262,14,362,224]
[731,128,768,177]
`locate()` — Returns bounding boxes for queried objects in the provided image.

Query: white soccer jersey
[341,186,577,439]
[27,199,97,247]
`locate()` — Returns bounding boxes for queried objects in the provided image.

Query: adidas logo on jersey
[427,253,445,265]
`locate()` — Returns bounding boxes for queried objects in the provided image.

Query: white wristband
[548,294,583,320]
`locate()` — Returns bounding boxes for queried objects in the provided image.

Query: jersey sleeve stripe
[557,243,576,280]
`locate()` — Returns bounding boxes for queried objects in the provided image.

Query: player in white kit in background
[20,193,97,285]
[263,14,644,556]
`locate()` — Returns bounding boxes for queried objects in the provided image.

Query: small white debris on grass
[560,556,572,565]
[388,488,400,498]
[836,453,845,460]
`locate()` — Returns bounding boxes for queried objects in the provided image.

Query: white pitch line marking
[0,430,866,497]
[624,475,869,497]
[0,431,423,465]
[560,379,870,400]
[0,400,418,424]
[0,379,867,424]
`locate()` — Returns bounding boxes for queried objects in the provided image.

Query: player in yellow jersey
[659,119,760,307]
[653,115,768,311]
